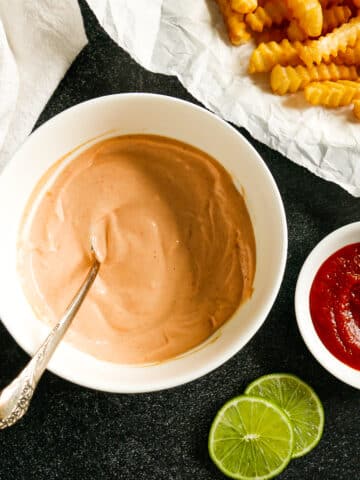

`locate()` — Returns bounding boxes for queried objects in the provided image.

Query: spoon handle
[0,259,100,429]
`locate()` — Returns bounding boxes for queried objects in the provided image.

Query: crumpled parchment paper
[87,0,360,196]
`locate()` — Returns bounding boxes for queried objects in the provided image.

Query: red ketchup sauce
[310,243,360,370]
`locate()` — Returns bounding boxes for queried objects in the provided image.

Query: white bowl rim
[0,93,288,392]
[295,221,360,390]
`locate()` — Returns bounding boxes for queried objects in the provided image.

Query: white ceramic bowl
[295,222,360,389]
[0,94,287,393]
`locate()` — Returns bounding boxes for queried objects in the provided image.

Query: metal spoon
[0,254,100,429]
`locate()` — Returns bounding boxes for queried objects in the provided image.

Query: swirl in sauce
[18,135,256,364]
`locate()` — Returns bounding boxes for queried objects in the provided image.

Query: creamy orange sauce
[18,135,256,364]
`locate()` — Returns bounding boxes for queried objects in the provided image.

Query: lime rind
[245,373,324,459]
[208,395,294,480]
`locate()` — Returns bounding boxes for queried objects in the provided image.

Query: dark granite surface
[0,2,359,479]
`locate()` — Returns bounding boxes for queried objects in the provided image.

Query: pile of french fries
[215,0,360,119]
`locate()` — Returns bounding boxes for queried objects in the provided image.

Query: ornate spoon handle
[0,259,100,429]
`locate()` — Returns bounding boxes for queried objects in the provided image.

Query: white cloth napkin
[0,0,87,171]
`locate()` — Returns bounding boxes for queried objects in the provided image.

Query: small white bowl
[0,94,287,393]
[295,222,360,389]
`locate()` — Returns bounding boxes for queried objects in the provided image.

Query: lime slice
[245,374,324,459]
[208,395,294,480]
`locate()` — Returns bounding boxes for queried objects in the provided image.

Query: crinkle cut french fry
[285,0,323,37]
[228,19,251,45]
[287,21,308,41]
[249,39,302,73]
[215,0,360,119]
[323,6,352,33]
[271,63,358,94]
[304,80,360,106]
[245,6,272,31]
[336,79,360,86]
[334,41,360,64]
[300,16,360,66]
[215,0,251,45]
[245,0,288,32]
[231,0,257,14]
[353,98,360,118]
[287,6,351,42]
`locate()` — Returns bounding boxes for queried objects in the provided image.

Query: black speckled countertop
[0,2,359,479]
